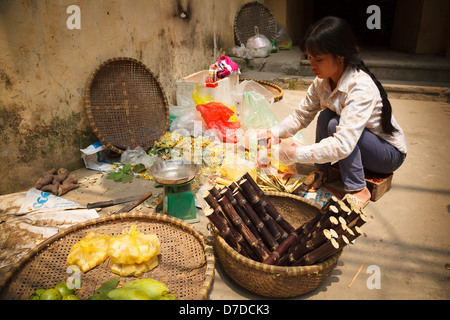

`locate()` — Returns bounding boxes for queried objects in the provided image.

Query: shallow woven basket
[84,57,169,154]
[213,192,341,298]
[240,78,284,102]
[234,1,277,46]
[0,213,214,300]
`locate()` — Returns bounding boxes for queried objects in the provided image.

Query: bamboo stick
[347,212,368,229]
[347,226,363,242]
[228,181,239,193]
[262,232,299,265]
[320,196,340,214]
[286,229,335,265]
[204,207,249,257]
[242,172,295,234]
[220,187,263,243]
[348,262,367,288]
[334,216,348,235]
[336,201,352,218]
[233,190,279,250]
[208,184,222,200]
[292,238,340,266]
[203,191,228,221]
[218,196,271,261]
[238,179,283,241]
[205,207,257,259]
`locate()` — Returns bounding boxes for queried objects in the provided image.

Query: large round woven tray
[213,192,341,298]
[0,213,214,300]
[234,1,277,46]
[240,78,284,102]
[84,57,169,154]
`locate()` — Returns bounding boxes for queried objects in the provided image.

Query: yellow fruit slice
[67,232,110,272]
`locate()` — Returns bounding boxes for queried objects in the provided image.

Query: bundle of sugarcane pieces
[256,170,306,193]
[204,172,368,266]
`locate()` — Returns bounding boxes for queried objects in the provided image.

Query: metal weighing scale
[149,159,200,223]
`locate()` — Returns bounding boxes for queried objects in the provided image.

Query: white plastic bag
[229,44,253,59]
[231,80,274,118]
[169,105,206,137]
[246,26,272,58]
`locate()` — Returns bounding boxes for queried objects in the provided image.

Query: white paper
[18,188,84,214]
[80,141,114,171]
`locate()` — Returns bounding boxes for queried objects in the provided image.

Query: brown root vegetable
[58,183,79,196]
[41,182,59,194]
[62,174,78,185]
[52,168,69,184]
[35,168,57,189]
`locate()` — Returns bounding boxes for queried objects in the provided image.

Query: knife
[86,195,144,209]
[116,191,153,214]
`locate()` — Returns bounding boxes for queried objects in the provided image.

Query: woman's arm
[292,82,378,164]
[270,81,322,139]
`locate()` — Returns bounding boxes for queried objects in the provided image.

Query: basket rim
[239,78,284,102]
[213,191,341,276]
[83,56,170,154]
[233,0,277,45]
[0,212,215,300]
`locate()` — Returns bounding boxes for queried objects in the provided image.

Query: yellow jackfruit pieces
[107,225,161,276]
[67,232,111,272]
[110,256,159,277]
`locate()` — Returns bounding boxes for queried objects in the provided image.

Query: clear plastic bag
[120,146,158,169]
[240,91,279,130]
[169,104,206,137]
[246,26,272,58]
[232,80,274,117]
[275,22,292,50]
[229,44,253,59]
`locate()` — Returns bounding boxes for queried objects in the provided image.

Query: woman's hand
[256,129,281,149]
[272,141,300,166]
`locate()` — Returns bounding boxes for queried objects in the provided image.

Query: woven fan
[84,57,169,154]
[234,1,277,46]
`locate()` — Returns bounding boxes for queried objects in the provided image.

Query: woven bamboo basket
[213,192,341,298]
[239,78,284,102]
[234,1,277,46]
[84,57,169,154]
[0,213,214,300]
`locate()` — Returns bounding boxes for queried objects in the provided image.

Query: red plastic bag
[196,102,241,143]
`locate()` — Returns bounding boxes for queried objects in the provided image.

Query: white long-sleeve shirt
[271,66,407,164]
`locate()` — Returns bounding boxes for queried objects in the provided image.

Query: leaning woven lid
[84,57,169,154]
[234,1,277,45]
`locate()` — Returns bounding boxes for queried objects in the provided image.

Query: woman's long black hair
[301,16,397,135]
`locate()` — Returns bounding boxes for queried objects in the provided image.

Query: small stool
[328,166,393,201]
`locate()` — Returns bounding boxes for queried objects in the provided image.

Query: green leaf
[122,164,132,173]
[96,278,120,300]
[106,171,120,180]
[132,163,146,173]
[121,173,133,183]
[113,171,124,182]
